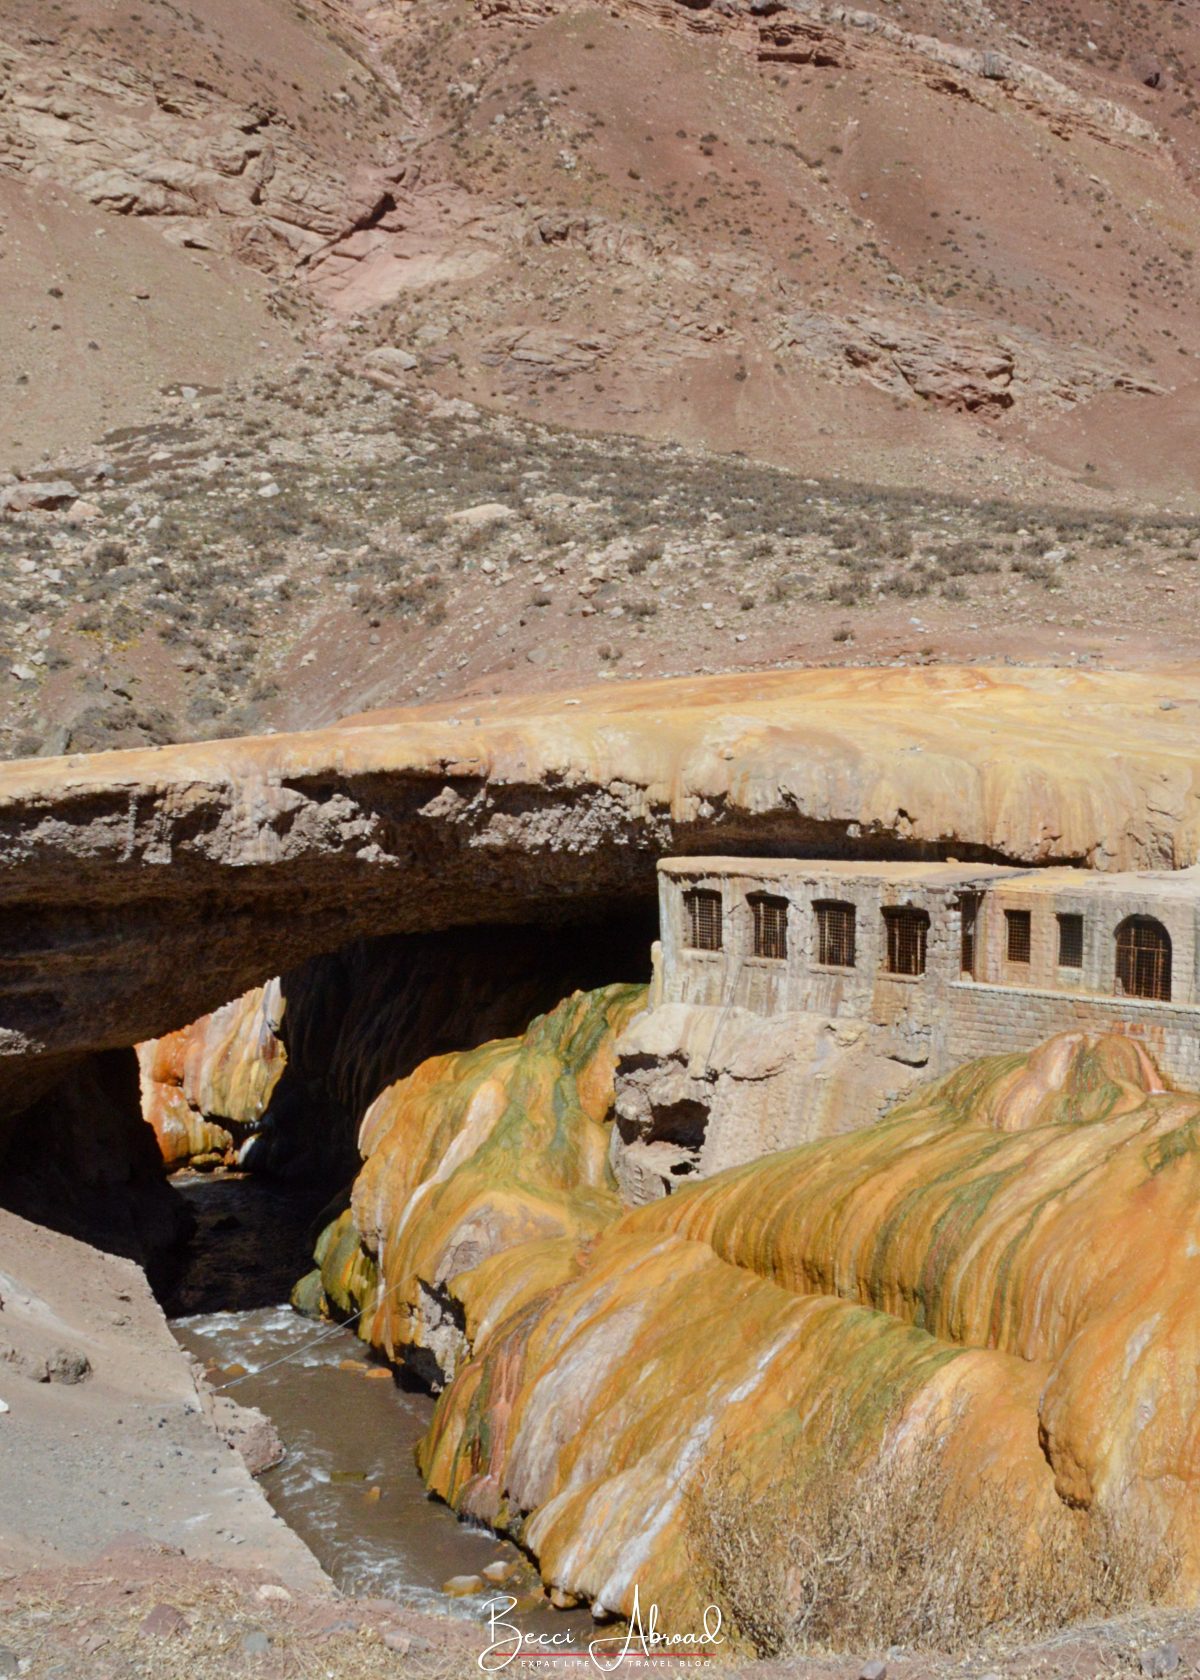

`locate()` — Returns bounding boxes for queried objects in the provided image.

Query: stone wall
[969,884,1199,1003]
[946,984,1200,1089]
[619,858,1200,1201]
[659,863,972,1032]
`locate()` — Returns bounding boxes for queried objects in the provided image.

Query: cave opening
[0,903,657,1618]
[159,906,656,1303]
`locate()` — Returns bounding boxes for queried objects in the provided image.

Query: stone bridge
[2,664,1198,1116]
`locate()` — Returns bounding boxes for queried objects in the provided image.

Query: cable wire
[210,1277,402,1391]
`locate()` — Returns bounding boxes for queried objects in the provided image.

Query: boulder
[0,481,77,514]
[364,346,418,375]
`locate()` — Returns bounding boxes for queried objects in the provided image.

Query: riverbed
[175,1304,530,1618]
[167,1174,581,1635]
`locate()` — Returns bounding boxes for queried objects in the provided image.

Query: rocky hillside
[3,364,1200,759]
[9,0,1200,482]
[5,0,1200,755]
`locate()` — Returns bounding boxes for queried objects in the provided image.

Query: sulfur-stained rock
[7,666,1200,1122]
[305,985,644,1384]
[412,1030,1200,1625]
[137,983,285,1167]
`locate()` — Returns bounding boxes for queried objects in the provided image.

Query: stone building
[611,857,1200,1202]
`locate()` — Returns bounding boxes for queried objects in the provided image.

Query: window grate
[958,892,981,978]
[1005,909,1032,965]
[883,906,929,977]
[750,895,789,961]
[684,888,723,952]
[1057,913,1084,970]
[814,901,856,968]
[1116,917,1171,1002]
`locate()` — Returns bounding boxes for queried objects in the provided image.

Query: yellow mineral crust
[137,984,285,1164]
[7,665,1200,1113]
[418,1228,1056,1620]
[314,985,645,1362]
[416,1031,1200,1617]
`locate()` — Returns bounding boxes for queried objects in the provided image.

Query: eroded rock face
[0,10,412,278]
[138,984,286,1167]
[417,1031,1200,1621]
[775,306,1160,413]
[300,985,645,1387]
[4,666,1200,1120]
[611,999,920,1200]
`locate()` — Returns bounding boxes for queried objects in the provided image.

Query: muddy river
[167,1175,588,1638]
[174,1304,528,1618]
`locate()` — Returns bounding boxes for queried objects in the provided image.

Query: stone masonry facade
[655,857,1200,1089]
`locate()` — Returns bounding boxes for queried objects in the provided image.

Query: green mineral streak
[313,1206,379,1324]
[294,984,645,1348]
[1145,1114,1200,1175]
[483,983,645,1188]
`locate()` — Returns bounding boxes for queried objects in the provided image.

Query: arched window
[814,900,856,968]
[683,888,723,952]
[883,906,930,977]
[1115,916,1171,1002]
[749,894,789,960]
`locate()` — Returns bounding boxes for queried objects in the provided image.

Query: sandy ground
[0,1209,326,1590]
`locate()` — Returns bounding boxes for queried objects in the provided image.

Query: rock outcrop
[416,1031,1200,1626]
[774,307,1161,414]
[139,984,286,1167]
[5,666,1200,1122]
[299,981,1200,1632]
[0,9,412,277]
[299,984,645,1386]
[612,997,921,1200]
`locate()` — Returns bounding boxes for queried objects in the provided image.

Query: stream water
[174,1304,527,1619]
[167,1174,588,1638]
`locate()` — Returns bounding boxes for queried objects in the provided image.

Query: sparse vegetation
[689,1408,1178,1659]
[1,354,1196,759]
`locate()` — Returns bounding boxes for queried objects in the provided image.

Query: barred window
[959,892,981,979]
[1115,917,1171,1002]
[814,900,856,968]
[883,906,929,977]
[684,888,723,952]
[1057,913,1084,970]
[750,894,789,960]
[1005,909,1032,964]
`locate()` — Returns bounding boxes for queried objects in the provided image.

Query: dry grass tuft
[687,1408,1178,1658]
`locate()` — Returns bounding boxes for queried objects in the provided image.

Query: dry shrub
[687,1409,1177,1657]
